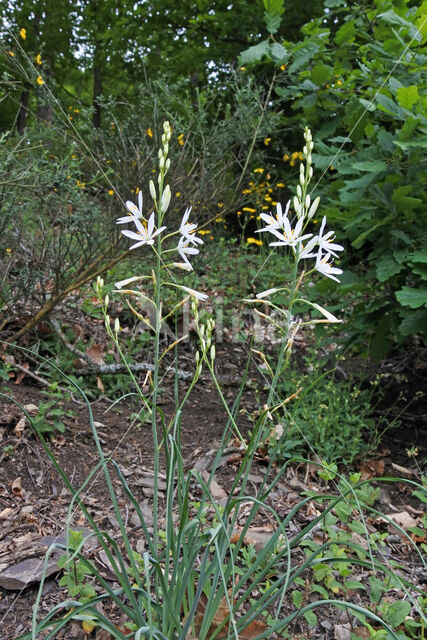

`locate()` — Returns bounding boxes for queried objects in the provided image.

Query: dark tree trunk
[17,89,30,135]
[92,45,103,128]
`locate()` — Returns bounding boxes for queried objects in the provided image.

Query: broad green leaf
[408,250,427,263]
[399,309,427,335]
[376,254,404,282]
[392,185,422,212]
[395,286,427,308]
[292,590,302,608]
[270,42,288,63]
[304,610,318,626]
[334,20,356,45]
[378,10,420,39]
[376,94,405,120]
[263,0,285,35]
[239,40,270,65]
[351,160,388,173]
[311,63,332,85]
[288,43,319,73]
[396,85,420,109]
[398,116,420,141]
[387,600,411,628]
[325,0,346,6]
[344,580,366,590]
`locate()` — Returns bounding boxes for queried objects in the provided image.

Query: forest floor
[0,327,425,640]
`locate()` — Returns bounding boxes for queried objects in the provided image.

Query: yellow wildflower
[243,207,256,213]
[280,64,286,71]
[74,108,79,113]
[242,188,252,194]
[240,66,246,71]
[253,168,264,174]
[264,137,271,146]
[146,127,153,138]
[237,211,242,216]
[175,192,181,197]
[7,51,15,57]
[36,75,44,86]
[108,189,114,195]
[20,28,26,40]
[217,202,223,207]
[35,54,42,65]
[264,195,272,202]
[199,229,211,235]
[215,216,224,222]
[283,154,289,162]
[276,182,285,188]
[136,187,140,194]
[337,79,342,86]
[71,154,76,159]
[6,248,12,254]
[247,237,263,246]
[177,133,184,146]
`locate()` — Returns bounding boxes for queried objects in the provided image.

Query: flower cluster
[256,128,344,283]
[115,122,207,300]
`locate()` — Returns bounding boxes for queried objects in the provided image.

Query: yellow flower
[217,202,223,207]
[7,51,15,57]
[175,192,181,197]
[337,79,342,86]
[35,54,42,65]
[253,168,264,173]
[199,229,211,235]
[247,237,263,246]
[146,127,153,138]
[264,195,272,202]
[264,137,271,146]
[280,64,286,71]
[236,211,242,216]
[74,108,79,113]
[177,133,184,146]
[215,216,224,222]
[108,189,114,195]
[283,154,289,162]
[36,75,44,86]
[20,28,26,40]
[242,189,252,194]
[243,207,256,213]
[136,187,140,194]
[240,66,246,71]
[6,248,12,254]
[276,182,285,188]
[71,154,76,159]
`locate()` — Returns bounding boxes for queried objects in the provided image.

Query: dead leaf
[359,459,384,480]
[0,508,13,521]
[87,343,105,365]
[231,525,276,551]
[10,477,24,500]
[201,470,227,502]
[15,362,29,385]
[96,376,105,393]
[391,463,415,477]
[14,417,26,439]
[386,511,418,530]
[23,404,38,415]
[239,619,268,639]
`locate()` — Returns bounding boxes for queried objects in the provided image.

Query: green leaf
[376,254,405,282]
[412,488,427,503]
[304,610,318,626]
[311,63,332,85]
[386,600,411,628]
[269,42,288,63]
[396,85,420,110]
[408,250,427,264]
[376,94,405,120]
[351,160,388,173]
[395,286,427,309]
[292,590,302,608]
[263,0,285,35]
[344,580,366,590]
[239,40,270,65]
[398,116,420,141]
[334,20,356,45]
[399,308,427,335]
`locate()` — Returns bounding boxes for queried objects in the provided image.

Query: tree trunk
[17,89,30,135]
[92,44,103,128]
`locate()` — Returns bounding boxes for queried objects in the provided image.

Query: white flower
[317,217,344,257]
[180,286,208,301]
[176,235,200,269]
[269,215,312,249]
[299,235,319,260]
[116,190,143,224]
[121,212,166,250]
[315,250,343,283]
[179,207,203,245]
[256,201,290,235]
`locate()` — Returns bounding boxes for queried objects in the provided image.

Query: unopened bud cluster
[149,121,173,216]
[293,127,320,221]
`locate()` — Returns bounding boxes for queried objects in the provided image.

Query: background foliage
[1,0,426,355]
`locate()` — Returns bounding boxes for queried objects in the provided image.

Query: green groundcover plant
[2,125,425,640]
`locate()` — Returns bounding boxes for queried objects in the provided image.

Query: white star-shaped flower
[179,207,203,245]
[116,190,143,224]
[121,212,166,250]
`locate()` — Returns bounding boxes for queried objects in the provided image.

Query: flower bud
[303,145,308,156]
[293,195,300,215]
[149,180,156,202]
[105,314,111,328]
[159,156,165,170]
[165,158,170,170]
[199,325,205,338]
[158,148,163,160]
[195,350,200,363]
[163,142,169,156]
[104,294,109,308]
[305,194,311,209]
[114,317,120,333]
[210,345,216,362]
[161,184,171,213]
[296,184,302,199]
[309,166,313,178]
[308,196,320,219]
[96,276,104,293]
